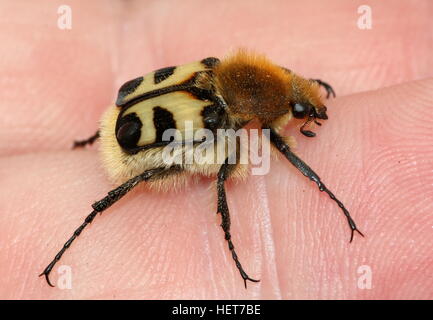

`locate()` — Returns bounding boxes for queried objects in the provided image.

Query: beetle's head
[289,80,329,137]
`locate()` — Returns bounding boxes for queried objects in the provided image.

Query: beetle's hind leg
[312,79,336,99]
[72,130,100,149]
[39,166,176,287]
[217,158,260,288]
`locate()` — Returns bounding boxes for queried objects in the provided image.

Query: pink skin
[0,0,432,299]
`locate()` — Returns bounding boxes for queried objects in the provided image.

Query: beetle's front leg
[266,127,364,242]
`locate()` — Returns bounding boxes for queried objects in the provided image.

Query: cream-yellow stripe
[123,91,212,146]
[121,61,210,105]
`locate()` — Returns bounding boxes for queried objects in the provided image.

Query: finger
[0,151,262,298]
[124,0,432,92]
[2,78,432,299]
[0,1,117,156]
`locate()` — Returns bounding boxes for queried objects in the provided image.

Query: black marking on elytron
[117,71,219,115]
[115,70,225,154]
[116,76,144,107]
[154,66,176,84]
[115,112,143,150]
[201,57,220,68]
[201,104,226,130]
[153,106,177,142]
[186,86,215,102]
[118,85,183,109]
[117,71,201,109]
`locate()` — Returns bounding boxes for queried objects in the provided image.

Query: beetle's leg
[312,79,336,99]
[39,166,178,287]
[217,158,260,288]
[281,66,335,99]
[266,127,364,242]
[72,130,100,149]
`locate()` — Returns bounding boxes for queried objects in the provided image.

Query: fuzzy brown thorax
[213,50,324,125]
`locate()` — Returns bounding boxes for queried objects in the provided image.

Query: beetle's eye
[116,113,142,150]
[292,103,310,119]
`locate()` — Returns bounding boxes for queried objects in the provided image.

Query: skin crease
[0,0,432,299]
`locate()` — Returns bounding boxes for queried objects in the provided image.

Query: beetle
[40,49,363,288]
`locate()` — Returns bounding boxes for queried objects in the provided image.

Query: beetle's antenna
[39,167,171,287]
[267,127,364,242]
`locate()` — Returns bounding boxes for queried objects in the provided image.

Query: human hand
[1,0,432,299]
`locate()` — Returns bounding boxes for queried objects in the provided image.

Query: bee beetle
[40,49,363,288]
